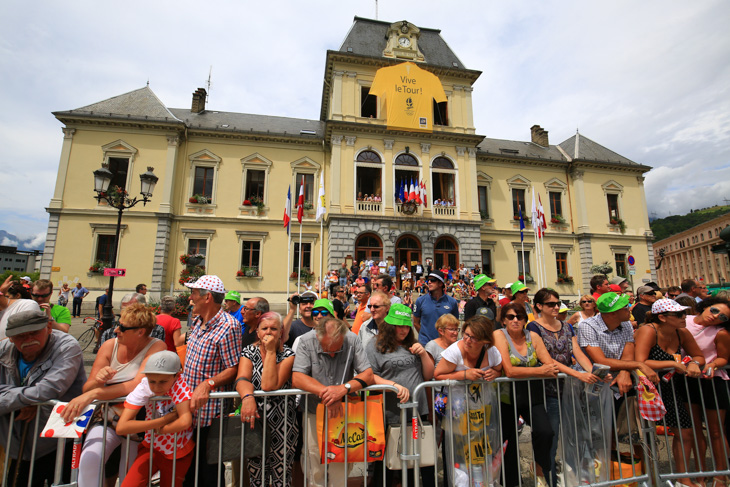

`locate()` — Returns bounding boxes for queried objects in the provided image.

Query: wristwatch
[207,378,216,389]
[343,382,351,392]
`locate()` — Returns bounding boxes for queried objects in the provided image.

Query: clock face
[398,36,411,48]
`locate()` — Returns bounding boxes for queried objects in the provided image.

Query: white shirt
[440,341,502,371]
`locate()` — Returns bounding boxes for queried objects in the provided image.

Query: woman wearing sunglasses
[634,299,705,487]
[64,303,166,487]
[527,288,600,487]
[494,302,559,487]
[684,296,730,486]
[566,294,597,326]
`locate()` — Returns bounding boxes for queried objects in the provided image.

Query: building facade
[653,213,730,287]
[41,17,657,302]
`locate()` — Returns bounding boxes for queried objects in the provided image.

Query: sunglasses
[664,311,687,318]
[503,314,522,321]
[31,292,52,298]
[542,302,561,308]
[312,309,330,317]
[368,304,383,310]
[117,323,142,332]
[581,300,594,304]
[300,298,316,304]
[710,307,729,323]
[668,294,680,299]
[427,278,441,283]
[644,291,656,296]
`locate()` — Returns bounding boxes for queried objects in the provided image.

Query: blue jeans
[545,395,561,486]
[339,277,347,288]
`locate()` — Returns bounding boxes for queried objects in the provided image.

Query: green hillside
[651,206,730,242]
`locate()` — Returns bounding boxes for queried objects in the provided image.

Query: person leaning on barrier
[0,309,85,487]
[99,292,165,348]
[0,279,41,340]
[240,297,270,348]
[291,317,373,487]
[180,275,241,487]
[526,288,603,487]
[683,296,730,483]
[577,292,659,395]
[365,303,435,487]
[425,313,461,367]
[235,311,297,487]
[634,298,705,487]
[66,303,166,487]
[494,302,558,487]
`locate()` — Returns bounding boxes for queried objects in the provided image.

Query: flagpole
[287,232,291,301]
[298,222,303,291]
[319,217,323,296]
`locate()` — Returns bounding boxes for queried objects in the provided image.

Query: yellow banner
[369,62,447,132]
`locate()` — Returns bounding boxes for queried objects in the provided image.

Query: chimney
[530,124,549,147]
[191,88,207,113]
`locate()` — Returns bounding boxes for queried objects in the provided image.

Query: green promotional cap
[313,298,335,316]
[224,290,241,304]
[473,274,495,291]
[596,292,630,313]
[384,303,413,327]
[510,281,529,294]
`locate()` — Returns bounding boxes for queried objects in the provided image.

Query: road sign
[629,270,636,275]
[629,265,636,271]
[103,268,126,277]
[627,255,635,266]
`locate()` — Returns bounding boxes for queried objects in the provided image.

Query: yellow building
[41,17,657,302]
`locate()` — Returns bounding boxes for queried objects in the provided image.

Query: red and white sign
[103,268,126,277]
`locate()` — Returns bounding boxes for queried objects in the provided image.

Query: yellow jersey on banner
[369,62,447,132]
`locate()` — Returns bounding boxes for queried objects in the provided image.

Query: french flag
[283,186,291,234]
[296,176,305,224]
[409,178,417,202]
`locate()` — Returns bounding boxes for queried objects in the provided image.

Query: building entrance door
[395,236,421,288]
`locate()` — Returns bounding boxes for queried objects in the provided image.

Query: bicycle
[79,316,103,351]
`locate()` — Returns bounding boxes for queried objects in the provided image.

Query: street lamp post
[92,164,158,337]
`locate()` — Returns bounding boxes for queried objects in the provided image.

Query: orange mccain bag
[316,395,386,463]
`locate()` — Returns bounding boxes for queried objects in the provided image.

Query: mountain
[651,206,730,242]
[0,230,46,251]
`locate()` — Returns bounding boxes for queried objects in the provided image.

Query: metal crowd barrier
[5,373,730,487]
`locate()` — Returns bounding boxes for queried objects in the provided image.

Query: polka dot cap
[651,298,690,314]
[184,275,226,294]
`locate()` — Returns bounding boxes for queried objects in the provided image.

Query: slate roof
[478,137,567,162]
[54,86,182,123]
[559,133,639,165]
[168,108,324,138]
[338,17,465,69]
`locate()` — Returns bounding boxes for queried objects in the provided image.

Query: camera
[288,295,301,305]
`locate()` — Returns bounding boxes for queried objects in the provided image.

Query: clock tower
[383,20,425,62]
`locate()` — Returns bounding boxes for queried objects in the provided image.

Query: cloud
[0,237,18,247]
[28,232,47,249]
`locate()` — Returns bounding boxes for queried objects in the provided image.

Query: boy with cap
[117,350,194,487]
[463,274,499,322]
[223,290,244,325]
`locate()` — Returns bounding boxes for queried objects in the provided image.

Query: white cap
[144,351,181,375]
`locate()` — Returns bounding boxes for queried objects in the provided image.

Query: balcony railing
[356,201,381,213]
[432,205,456,217]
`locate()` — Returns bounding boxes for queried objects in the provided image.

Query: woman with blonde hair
[425,313,460,366]
[567,294,597,326]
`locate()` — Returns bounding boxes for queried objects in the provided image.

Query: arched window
[395,235,422,281]
[357,150,381,163]
[432,157,453,169]
[355,233,383,263]
[434,237,459,272]
[395,153,418,166]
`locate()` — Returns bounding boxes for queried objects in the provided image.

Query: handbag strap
[476,344,486,368]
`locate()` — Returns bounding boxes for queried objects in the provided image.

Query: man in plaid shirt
[181,275,241,487]
[577,292,658,394]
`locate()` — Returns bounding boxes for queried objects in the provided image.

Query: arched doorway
[355,233,383,263]
[434,236,459,273]
[396,235,422,287]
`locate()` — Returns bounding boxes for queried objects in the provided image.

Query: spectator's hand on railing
[638,363,659,383]
[61,393,94,423]
[540,363,559,378]
[464,368,485,381]
[240,395,259,429]
[327,402,344,419]
[156,410,179,434]
[482,368,499,381]
[613,370,633,395]
[320,384,346,407]
[95,366,117,385]
[393,383,410,403]
[577,372,600,384]
[686,362,702,378]
[190,382,212,412]
[14,405,37,422]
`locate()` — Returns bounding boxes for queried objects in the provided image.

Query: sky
[1,0,729,246]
